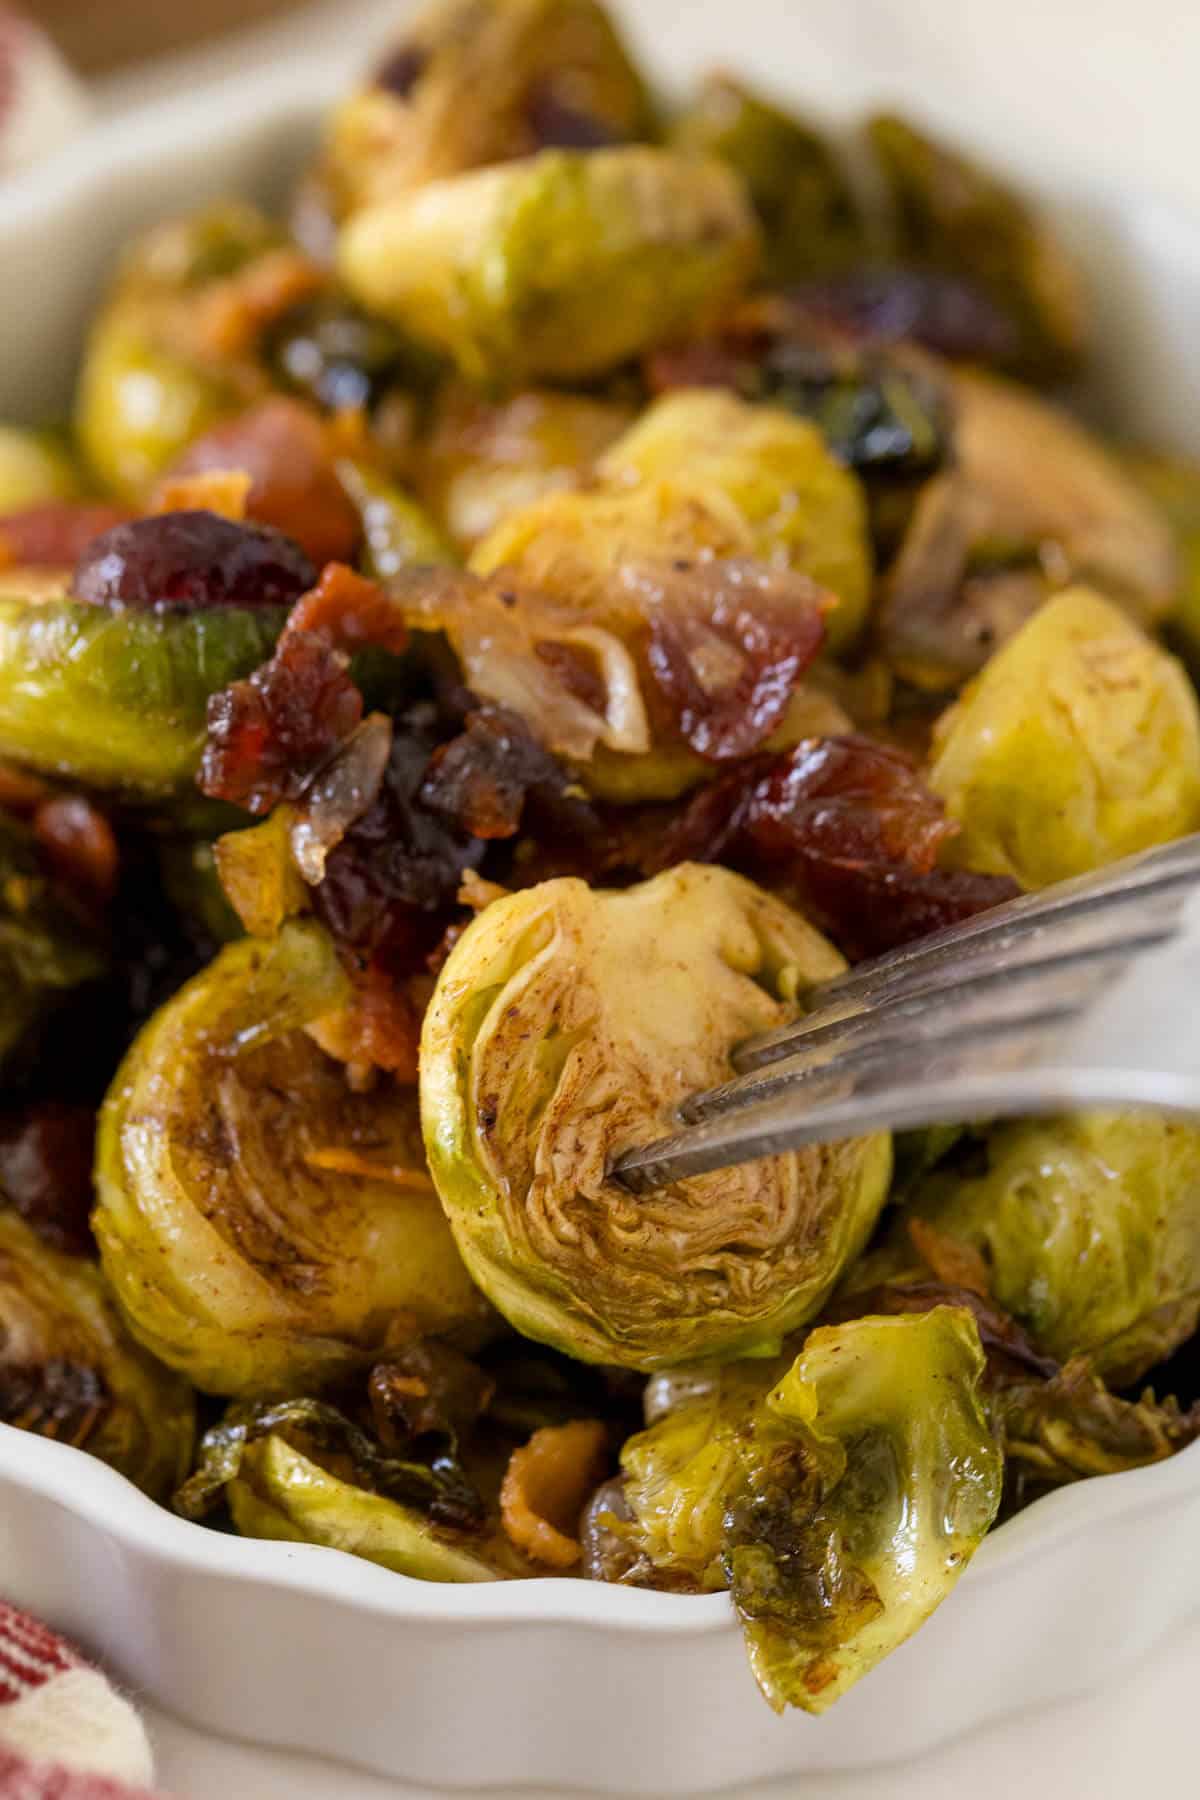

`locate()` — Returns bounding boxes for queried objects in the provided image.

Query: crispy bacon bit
[0,502,130,569]
[651,735,1018,960]
[74,511,316,612]
[32,795,118,904]
[153,469,252,521]
[637,559,827,760]
[500,1419,609,1570]
[420,705,577,840]
[305,960,425,1086]
[0,1103,97,1258]
[165,399,362,566]
[202,627,362,813]
[287,561,408,654]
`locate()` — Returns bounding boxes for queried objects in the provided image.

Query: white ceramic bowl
[2,11,1200,1790]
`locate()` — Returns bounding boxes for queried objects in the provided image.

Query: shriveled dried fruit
[74,511,316,612]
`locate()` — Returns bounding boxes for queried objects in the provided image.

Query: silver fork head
[610,835,1200,1193]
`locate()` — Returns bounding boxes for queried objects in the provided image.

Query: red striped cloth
[0,1605,164,1799]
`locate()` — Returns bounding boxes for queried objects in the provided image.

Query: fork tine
[681,929,1169,1123]
[735,843,1200,1073]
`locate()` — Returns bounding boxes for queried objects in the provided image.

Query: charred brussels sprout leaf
[992,1359,1200,1502]
[420,864,891,1369]
[0,1208,193,1499]
[94,922,491,1397]
[337,148,760,383]
[871,1112,1200,1384]
[320,0,653,215]
[620,1308,1001,1712]
[928,588,1200,887]
[226,1435,507,1581]
[868,113,1087,381]
[0,598,285,793]
[671,75,865,284]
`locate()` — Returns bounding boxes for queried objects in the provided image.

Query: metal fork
[612,834,1200,1192]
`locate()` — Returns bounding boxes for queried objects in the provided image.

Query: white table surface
[78,2,1200,1793]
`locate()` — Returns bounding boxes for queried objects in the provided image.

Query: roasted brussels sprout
[928,587,1200,888]
[0,427,80,513]
[416,381,634,551]
[879,373,1179,689]
[0,597,285,793]
[868,113,1087,380]
[320,0,653,218]
[0,813,107,1070]
[862,1113,1200,1385]
[95,922,491,1396]
[0,1208,193,1499]
[176,1392,511,1580]
[420,864,891,1369]
[337,148,760,383]
[671,76,865,285]
[619,1308,1001,1711]
[468,393,873,753]
[74,202,304,499]
[593,390,872,647]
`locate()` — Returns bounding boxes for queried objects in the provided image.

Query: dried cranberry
[645,735,1018,960]
[201,629,362,813]
[74,511,316,612]
[788,267,1021,367]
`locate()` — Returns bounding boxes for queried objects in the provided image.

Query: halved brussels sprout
[0,812,107,1070]
[0,1208,193,1499]
[74,202,297,499]
[321,0,653,216]
[861,1113,1200,1385]
[337,148,760,383]
[928,587,1200,887]
[592,390,872,648]
[94,922,491,1397]
[868,113,1087,380]
[416,381,635,552]
[671,75,865,285]
[0,427,80,513]
[879,374,1179,689]
[420,864,891,1369]
[229,1435,506,1581]
[0,598,285,793]
[620,1308,1001,1712]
